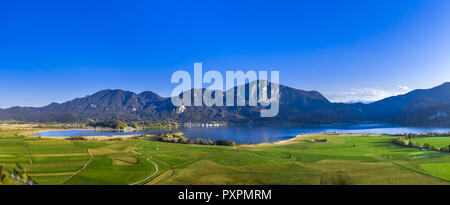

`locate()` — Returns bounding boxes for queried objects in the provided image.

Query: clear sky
[1,0,449,108]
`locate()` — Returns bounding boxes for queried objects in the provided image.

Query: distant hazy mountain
[397,98,450,126]
[0,82,449,126]
[361,82,450,125]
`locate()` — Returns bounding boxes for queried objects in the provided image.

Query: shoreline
[20,126,449,145]
[29,128,303,144]
[28,128,353,145]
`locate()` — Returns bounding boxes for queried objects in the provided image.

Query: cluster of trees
[155,132,236,146]
[440,145,450,152]
[191,138,236,146]
[87,120,129,129]
[66,136,87,141]
[0,167,10,184]
[0,166,34,185]
[87,120,178,130]
[393,135,450,153]
[156,132,190,143]
[214,140,237,146]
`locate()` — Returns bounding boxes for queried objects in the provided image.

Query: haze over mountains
[0,82,449,127]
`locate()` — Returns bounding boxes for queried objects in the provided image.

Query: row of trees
[393,137,450,152]
[0,166,34,185]
[400,132,450,139]
[214,140,237,146]
[66,136,87,141]
[155,132,236,146]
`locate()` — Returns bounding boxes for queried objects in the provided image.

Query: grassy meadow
[1,126,450,185]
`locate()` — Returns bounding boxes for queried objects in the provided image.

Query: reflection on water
[35,124,450,144]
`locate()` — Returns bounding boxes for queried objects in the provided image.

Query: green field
[1,128,450,185]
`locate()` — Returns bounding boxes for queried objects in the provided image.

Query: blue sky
[0,0,449,108]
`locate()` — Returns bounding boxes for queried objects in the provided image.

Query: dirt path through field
[58,149,95,184]
[129,151,159,185]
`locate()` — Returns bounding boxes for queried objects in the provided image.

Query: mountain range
[0,82,449,126]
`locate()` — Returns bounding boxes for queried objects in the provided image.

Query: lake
[34,124,450,144]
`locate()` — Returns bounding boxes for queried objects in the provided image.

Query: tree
[0,168,9,183]
[441,146,450,152]
[431,145,438,151]
[394,137,407,145]
[215,140,237,146]
[21,173,28,181]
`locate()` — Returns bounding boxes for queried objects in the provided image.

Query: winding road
[129,152,159,185]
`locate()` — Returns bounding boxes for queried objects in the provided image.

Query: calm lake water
[35,124,450,144]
